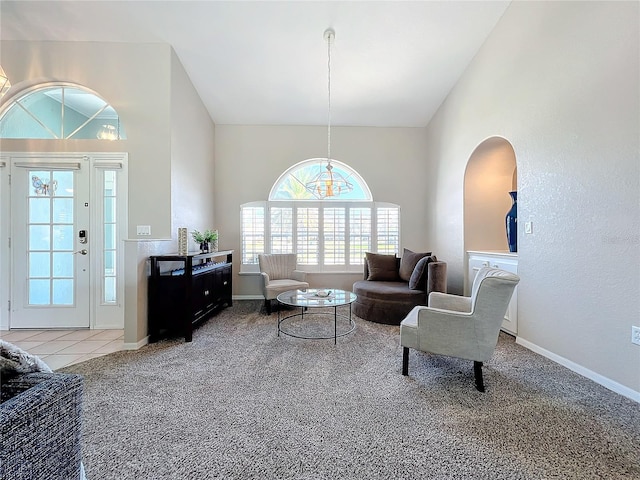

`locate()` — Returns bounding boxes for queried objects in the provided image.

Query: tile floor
[1,328,125,370]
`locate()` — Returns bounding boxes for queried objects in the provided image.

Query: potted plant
[191,230,208,253]
[204,229,218,252]
[191,229,218,253]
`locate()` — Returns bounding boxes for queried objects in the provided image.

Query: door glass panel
[104,197,116,222]
[53,198,73,222]
[29,252,50,277]
[29,198,50,223]
[102,170,117,304]
[53,225,73,250]
[104,251,115,274]
[53,252,73,277]
[52,279,73,304]
[53,171,73,194]
[31,170,54,195]
[27,169,76,306]
[104,277,116,303]
[29,279,50,304]
[104,223,116,249]
[29,225,50,250]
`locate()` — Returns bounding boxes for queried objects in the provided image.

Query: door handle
[73,249,88,255]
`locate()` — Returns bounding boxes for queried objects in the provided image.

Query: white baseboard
[516,337,640,404]
[233,295,264,300]
[123,336,148,351]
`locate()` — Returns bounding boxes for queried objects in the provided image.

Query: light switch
[524,222,533,234]
[137,225,151,236]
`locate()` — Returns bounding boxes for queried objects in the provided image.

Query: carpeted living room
[1,1,639,479]
[61,301,640,479]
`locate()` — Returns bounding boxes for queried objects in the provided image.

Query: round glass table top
[276,288,357,308]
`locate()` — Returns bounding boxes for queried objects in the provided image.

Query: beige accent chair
[400,267,520,392]
[258,254,309,314]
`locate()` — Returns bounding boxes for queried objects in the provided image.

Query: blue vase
[505,191,517,252]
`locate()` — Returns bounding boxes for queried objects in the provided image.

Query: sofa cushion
[365,252,399,281]
[409,255,437,290]
[354,280,425,300]
[399,248,431,282]
[352,280,427,325]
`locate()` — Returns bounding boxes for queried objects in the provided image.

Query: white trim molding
[124,336,149,351]
[516,337,640,403]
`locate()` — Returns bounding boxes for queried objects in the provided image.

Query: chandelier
[97,123,119,141]
[0,66,11,98]
[305,28,353,199]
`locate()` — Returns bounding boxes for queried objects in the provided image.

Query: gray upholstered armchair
[258,253,309,314]
[400,267,520,392]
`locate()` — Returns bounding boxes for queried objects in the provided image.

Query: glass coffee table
[276,288,357,344]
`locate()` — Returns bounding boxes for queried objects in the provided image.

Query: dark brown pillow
[365,252,399,281]
[409,255,437,290]
[398,248,431,282]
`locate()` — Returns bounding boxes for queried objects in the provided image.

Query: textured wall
[424,1,640,396]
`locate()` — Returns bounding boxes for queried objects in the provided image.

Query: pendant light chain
[327,29,332,166]
[304,28,353,199]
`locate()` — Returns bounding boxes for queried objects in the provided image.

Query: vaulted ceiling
[0,1,510,127]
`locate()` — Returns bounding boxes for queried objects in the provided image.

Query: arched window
[270,159,372,200]
[241,159,399,273]
[0,83,126,140]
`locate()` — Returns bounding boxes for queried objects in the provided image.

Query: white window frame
[240,200,400,274]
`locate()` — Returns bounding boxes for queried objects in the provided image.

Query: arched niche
[464,136,517,252]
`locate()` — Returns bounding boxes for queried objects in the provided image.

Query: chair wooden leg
[474,361,485,392]
[265,299,272,315]
[402,347,409,376]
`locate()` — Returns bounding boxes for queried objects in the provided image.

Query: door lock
[78,230,87,244]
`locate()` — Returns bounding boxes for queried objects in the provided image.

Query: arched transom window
[0,83,126,140]
[241,159,400,273]
[270,159,372,200]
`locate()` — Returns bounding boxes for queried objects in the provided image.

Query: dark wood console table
[148,250,233,342]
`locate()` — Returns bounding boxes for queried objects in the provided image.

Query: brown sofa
[352,250,447,325]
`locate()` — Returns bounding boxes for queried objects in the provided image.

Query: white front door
[9,154,127,329]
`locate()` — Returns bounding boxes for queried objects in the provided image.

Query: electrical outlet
[632,326,640,346]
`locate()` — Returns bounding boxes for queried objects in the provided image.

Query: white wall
[214,125,431,297]
[170,48,216,238]
[424,1,640,397]
[128,49,217,343]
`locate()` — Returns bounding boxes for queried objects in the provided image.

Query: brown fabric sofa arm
[426,261,447,295]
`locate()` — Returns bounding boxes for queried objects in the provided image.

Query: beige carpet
[62,301,640,479]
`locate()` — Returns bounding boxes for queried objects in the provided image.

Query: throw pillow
[0,356,24,379]
[398,248,432,282]
[409,255,437,290]
[0,340,52,375]
[365,252,400,281]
